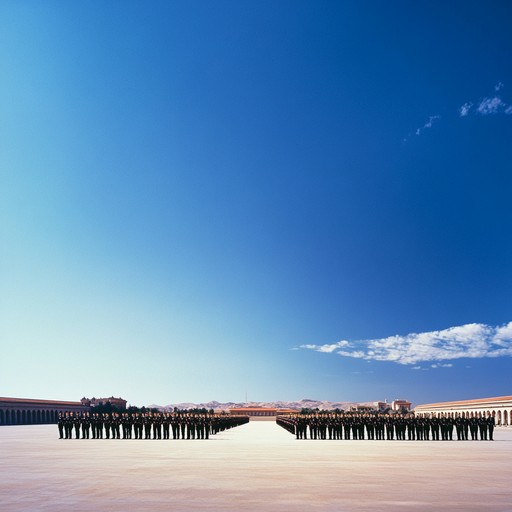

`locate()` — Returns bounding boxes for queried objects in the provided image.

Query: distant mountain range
[147,398,390,411]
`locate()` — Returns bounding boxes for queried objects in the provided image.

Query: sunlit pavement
[1,421,512,511]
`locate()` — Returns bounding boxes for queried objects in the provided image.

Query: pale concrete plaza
[1,421,512,512]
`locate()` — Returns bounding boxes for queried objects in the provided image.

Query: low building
[81,396,127,409]
[0,397,89,426]
[229,407,297,418]
[392,399,412,411]
[415,395,512,425]
[374,401,386,410]
[351,404,375,412]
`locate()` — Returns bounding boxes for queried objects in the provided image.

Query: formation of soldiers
[58,411,249,440]
[277,411,496,441]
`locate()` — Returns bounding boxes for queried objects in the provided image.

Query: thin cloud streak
[300,322,512,365]
[415,115,441,136]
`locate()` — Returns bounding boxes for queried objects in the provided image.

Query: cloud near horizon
[300,322,512,365]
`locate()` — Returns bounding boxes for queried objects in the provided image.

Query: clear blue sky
[1,1,511,407]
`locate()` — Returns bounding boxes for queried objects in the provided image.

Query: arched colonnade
[0,397,89,426]
[415,395,512,426]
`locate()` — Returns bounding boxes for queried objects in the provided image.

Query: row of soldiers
[58,411,249,440]
[277,412,496,441]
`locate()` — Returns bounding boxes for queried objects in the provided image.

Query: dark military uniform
[81,413,91,439]
[57,413,64,439]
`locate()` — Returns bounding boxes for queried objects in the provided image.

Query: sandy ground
[1,421,512,512]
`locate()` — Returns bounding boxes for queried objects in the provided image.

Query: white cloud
[301,340,349,353]
[408,82,510,141]
[477,96,506,115]
[300,321,512,365]
[459,83,512,118]
[424,115,440,128]
[415,115,441,136]
[459,102,472,117]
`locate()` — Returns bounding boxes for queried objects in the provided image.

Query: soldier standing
[205,414,212,440]
[469,414,478,440]
[407,415,416,440]
[134,413,143,439]
[126,413,133,439]
[431,415,440,441]
[180,414,187,439]
[385,415,394,440]
[97,413,105,439]
[114,413,121,439]
[82,413,91,439]
[144,413,152,439]
[57,412,64,439]
[423,416,430,440]
[478,413,488,440]
[487,414,495,441]
[104,414,111,439]
[171,413,179,439]
[455,414,463,440]
[91,413,97,439]
[64,413,73,439]
[415,416,424,441]
[462,415,469,440]
[447,414,454,441]
[73,413,81,439]
[154,413,162,440]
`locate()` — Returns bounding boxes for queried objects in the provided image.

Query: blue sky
[1,1,511,407]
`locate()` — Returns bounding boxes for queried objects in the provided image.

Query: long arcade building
[415,395,512,426]
[0,397,88,426]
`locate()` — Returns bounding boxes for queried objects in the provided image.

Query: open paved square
[1,421,512,511]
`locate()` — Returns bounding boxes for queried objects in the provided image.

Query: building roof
[230,407,279,412]
[229,407,298,413]
[415,395,512,409]
[0,397,84,406]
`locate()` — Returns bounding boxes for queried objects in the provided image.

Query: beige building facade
[229,407,297,417]
[415,395,512,425]
[0,397,89,426]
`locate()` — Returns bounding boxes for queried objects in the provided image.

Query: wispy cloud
[415,115,441,136]
[407,82,510,140]
[459,102,472,117]
[460,83,511,116]
[477,96,506,114]
[300,321,512,365]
